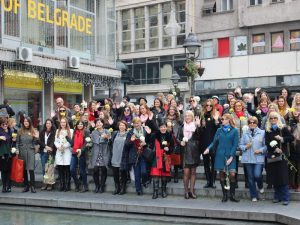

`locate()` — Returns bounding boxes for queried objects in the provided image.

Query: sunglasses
[270,117,278,120]
[1,123,8,126]
[206,105,212,107]
[124,109,130,112]
[248,121,256,124]
[221,118,228,121]
[189,100,195,103]
[59,110,66,112]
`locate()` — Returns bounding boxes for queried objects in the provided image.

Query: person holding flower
[16,117,39,193]
[70,121,91,192]
[54,118,73,192]
[7,118,18,192]
[291,114,300,192]
[239,116,267,202]
[71,104,82,127]
[0,117,12,193]
[90,118,111,193]
[150,120,174,199]
[124,117,152,195]
[199,99,220,189]
[204,114,240,203]
[151,98,166,127]
[37,119,56,191]
[177,110,201,199]
[288,93,300,128]
[232,100,250,188]
[265,112,294,205]
[110,121,129,195]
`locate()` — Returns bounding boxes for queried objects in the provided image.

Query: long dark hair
[19,117,35,136]
[42,119,56,134]
[74,120,85,132]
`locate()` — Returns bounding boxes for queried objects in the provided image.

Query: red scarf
[73,130,84,154]
[235,111,245,118]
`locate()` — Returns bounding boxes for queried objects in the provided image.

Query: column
[83,85,93,102]
[117,10,123,54]
[158,4,163,49]
[130,8,135,52]
[145,6,150,51]
[171,0,176,48]
[43,81,53,120]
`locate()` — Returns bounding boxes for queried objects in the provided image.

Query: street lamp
[116,57,129,95]
[170,71,181,88]
[183,32,203,96]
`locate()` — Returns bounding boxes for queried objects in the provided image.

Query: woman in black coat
[199,99,220,188]
[37,119,56,190]
[265,112,294,205]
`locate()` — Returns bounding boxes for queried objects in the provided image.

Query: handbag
[142,147,155,163]
[44,156,55,185]
[10,156,24,183]
[267,154,283,163]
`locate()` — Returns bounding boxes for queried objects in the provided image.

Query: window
[162,2,172,48]
[221,0,233,11]
[252,34,265,54]
[202,0,216,15]
[250,0,262,5]
[176,1,186,46]
[57,0,68,47]
[134,7,145,51]
[4,0,20,37]
[271,0,284,3]
[218,37,230,57]
[290,30,300,50]
[202,40,213,58]
[122,10,131,52]
[271,32,284,52]
[149,5,158,49]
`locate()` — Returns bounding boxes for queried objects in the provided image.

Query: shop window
[252,34,265,54]
[221,0,233,11]
[218,37,230,57]
[271,32,284,52]
[202,39,213,58]
[290,30,300,51]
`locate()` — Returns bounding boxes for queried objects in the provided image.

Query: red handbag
[10,156,24,183]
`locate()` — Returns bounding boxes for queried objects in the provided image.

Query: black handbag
[142,147,155,163]
[267,154,283,163]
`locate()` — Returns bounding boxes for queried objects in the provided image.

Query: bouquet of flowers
[85,137,92,147]
[182,137,189,142]
[11,147,17,154]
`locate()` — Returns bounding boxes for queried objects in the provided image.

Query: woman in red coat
[150,120,174,199]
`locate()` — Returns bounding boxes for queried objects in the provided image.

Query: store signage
[54,79,83,94]
[1,0,93,35]
[4,70,43,90]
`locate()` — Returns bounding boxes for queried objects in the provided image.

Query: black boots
[119,171,127,195]
[80,184,88,193]
[99,168,107,193]
[23,170,36,193]
[220,181,228,202]
[174,167,179,183]
[204,168,211,188]
[152,179,159,199]
[161,178,168,198]
[113,183,120,195]
[230,182,240,202]
[74,178,80,192]
[93,172,100,193]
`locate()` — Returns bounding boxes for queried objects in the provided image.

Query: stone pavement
[0,188,299,225]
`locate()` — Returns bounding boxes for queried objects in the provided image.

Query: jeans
[274,184,289,202]
[40,152,49,176]
[133,157,147,193]
[70,154,87,186]
[244,163,264,198]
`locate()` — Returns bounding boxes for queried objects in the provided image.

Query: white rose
[167,122,172,127]
[270,140,278,148]
[43,174,49,180]
[162,141,167,146]
[242,125,248,133]
[183,137,189,142]
[71,115,76,120]
[85,137,91,143]
[11,147,17,154]
[172,92,177,96]
[120,102,126,108]
[139,136,145,142]
[76,149,81,154]
[256,110,261,115]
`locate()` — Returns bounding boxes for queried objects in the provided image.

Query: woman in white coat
[54,118,73,192]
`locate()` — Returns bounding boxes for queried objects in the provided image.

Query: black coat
[199,113,219,152]
[265,126,294,186]
[37,129,56,155]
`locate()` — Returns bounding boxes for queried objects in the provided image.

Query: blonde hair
[222,113,236,128]
[292,93,300,109]
[268,103,279,113]
[265,112,284,132]
[132,117,142,124]
[184,110,195,121]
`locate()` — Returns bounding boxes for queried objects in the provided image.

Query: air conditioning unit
[16,47,33,62]
[227,81,238,89]
[67,56,80,69]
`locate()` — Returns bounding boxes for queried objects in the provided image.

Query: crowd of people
[0,87,300,206]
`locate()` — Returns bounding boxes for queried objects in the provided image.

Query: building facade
[117,0,300,104]
[0,0,120,127]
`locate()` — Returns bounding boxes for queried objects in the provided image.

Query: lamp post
[183,32,204,96]
[170,71,181,99]
[116,57,129,95]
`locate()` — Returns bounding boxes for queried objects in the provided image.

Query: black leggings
[111,166,127,185]
[0,155,10,189]
[93,166,107,185]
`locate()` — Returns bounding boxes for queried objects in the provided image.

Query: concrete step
[12,174,300,201]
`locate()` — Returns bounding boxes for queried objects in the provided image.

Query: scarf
[260,107,268,114]
[235,111,245,118]
[140,114,149,123]
[183,122,196,140]
[222,124,231,132]
[73,129,84,154]
[271,124,278,131]
[133,127,144,139]
[167,114,176,121]
[123,115,132,123]
[278,106,286,117]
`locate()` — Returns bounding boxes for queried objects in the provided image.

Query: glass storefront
[3,70,43,128]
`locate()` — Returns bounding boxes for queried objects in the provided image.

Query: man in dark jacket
[0,99,15,118]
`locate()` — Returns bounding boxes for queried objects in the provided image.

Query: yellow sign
[4,70,43,90]
[1,0,93,35]
[54,79,83,94]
